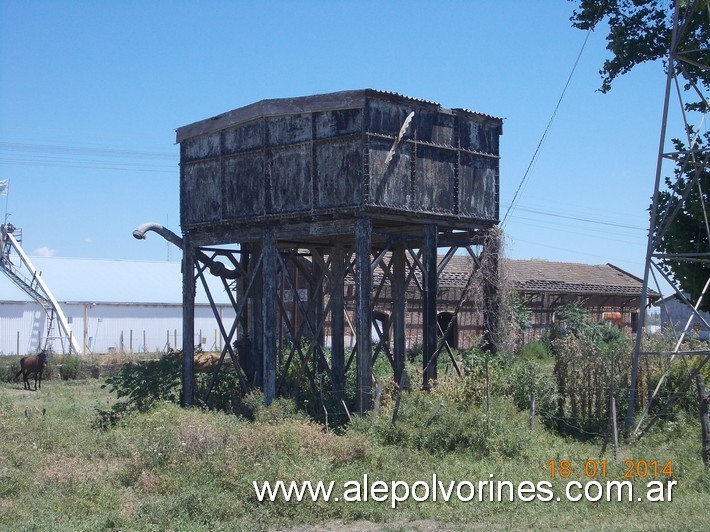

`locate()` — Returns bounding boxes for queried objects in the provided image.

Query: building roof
[505,260,655,297]
[443,257,658,298]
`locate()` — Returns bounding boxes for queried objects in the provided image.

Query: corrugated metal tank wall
[178,90,502,233]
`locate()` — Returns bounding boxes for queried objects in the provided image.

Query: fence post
[697,374,710,466]
[611,396,619,460]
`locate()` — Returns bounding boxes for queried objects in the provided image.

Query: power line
[0,140,176,174]
[0,158,175,174]
[510,205,647,231]
[501,27,595,228]
[510,215,643,245]
[0,141,175,160]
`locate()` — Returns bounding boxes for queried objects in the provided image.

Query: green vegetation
[1,350,708,531]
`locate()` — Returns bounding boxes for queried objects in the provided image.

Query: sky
[0,0,683,297]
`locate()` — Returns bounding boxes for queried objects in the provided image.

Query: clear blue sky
[0,1,675,282]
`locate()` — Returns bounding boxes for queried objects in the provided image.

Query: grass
[0,376,708,531]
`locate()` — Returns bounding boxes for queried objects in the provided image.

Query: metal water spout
[132,222,241,279]
[132,222,183,249]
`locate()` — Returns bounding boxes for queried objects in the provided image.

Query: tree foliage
[656,134,710,308]
[571,0,710,94]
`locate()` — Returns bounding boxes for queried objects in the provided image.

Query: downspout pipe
[132,222,183,249]
[132,222,241,279]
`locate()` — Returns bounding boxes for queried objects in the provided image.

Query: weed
[0,378,708,530]
[59,355,82,380]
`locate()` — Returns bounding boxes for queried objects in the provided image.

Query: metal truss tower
[626,0,710,437]
[0,223,81,355]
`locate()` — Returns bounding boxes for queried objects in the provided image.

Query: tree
[572,0,710,309]
[656,134,710,308]
[571,0,710,94]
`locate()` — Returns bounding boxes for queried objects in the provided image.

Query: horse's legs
[37,371,42,390]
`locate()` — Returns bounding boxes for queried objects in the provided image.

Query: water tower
[175,89,503,414]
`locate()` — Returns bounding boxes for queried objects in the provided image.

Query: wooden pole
[392,370,406,426]
[311,252,325,373]
[529,392,536,431]
[422,224,438,388]
[249,242,264,389]
[485,352,490,430]
[262,228,278,405]
[611,396,619,460]
[181,233,195,407]
[83,303,89,355]
[482,228,500,355]
[392,241,406,388]
[697,374,710,466]
[330,244,345,401]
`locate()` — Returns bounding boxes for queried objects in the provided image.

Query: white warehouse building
[0,256,235,356]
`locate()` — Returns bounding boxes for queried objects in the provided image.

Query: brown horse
[14,350,49,390]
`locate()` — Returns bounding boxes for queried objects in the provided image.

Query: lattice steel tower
[626,0,710,436]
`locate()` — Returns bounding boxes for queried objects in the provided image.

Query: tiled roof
[443,256,655,297]
[354,256,655,298]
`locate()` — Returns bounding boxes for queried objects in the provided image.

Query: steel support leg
[355,218,373,414]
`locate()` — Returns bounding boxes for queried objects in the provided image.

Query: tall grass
[0,375,707,531]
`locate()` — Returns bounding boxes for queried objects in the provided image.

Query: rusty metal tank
[176,89,502,239]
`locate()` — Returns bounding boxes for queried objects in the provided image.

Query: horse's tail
[13,368,23,381]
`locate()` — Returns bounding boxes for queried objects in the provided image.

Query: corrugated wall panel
[0,302,236,355]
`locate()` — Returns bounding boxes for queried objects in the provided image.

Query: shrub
[519,340,550,360]
[350,389,533,461]
[59,356,82,380]
[646,356,710,421]
[0,359,19,383]
[95,354,182,428]
[240,390,305,423]
[545,304,632,437]
[503,359,558,428]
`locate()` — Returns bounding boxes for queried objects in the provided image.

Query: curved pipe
[132,222,241,279]
[132,222,184,249]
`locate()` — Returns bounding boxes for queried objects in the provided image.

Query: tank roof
[176,89,502,143]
